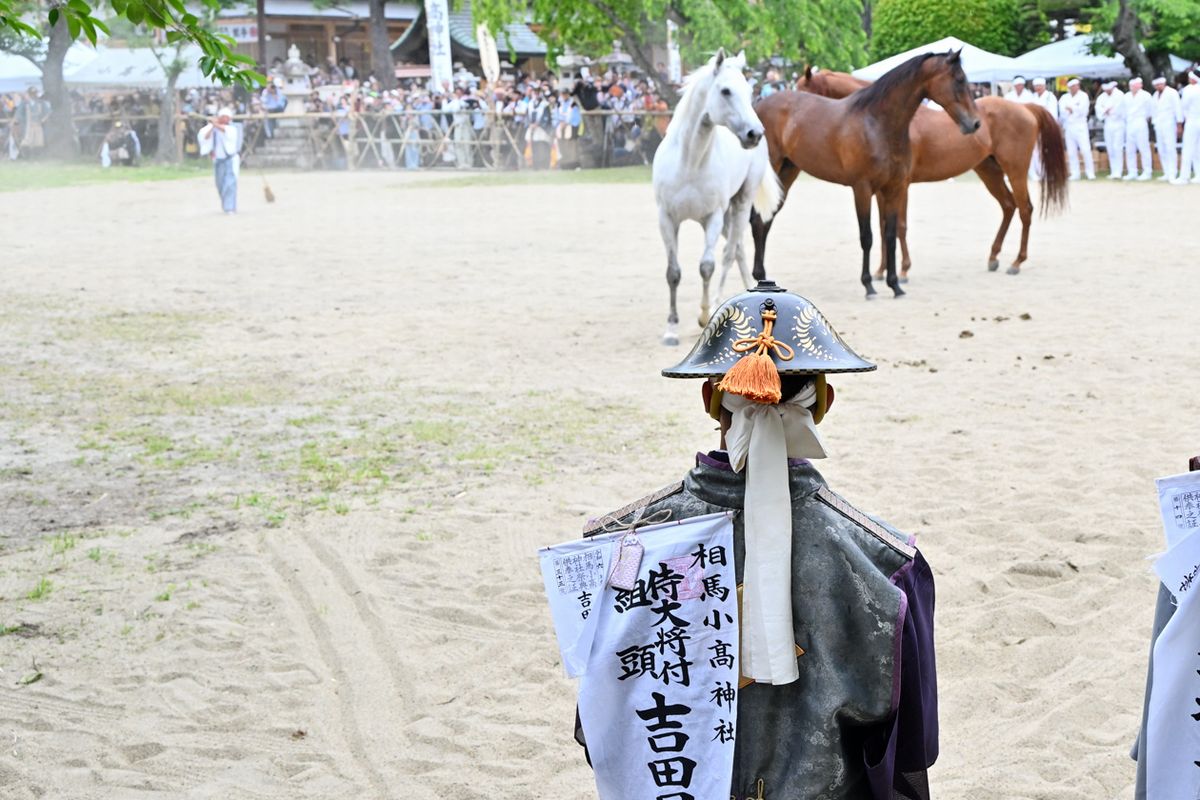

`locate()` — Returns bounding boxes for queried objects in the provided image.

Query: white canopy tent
[852,36,1018,83]
[0,43,98,93]
[1013,36,1196,81]
[65,45,217,90]
[1011,36,1128,79]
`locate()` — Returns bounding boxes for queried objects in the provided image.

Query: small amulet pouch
[608,533,644,590]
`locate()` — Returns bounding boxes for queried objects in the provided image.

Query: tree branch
[586,0,679,105]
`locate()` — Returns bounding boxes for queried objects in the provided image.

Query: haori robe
[579,452,938,800]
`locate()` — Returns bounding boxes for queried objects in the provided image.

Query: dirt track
[0,168,1196,799]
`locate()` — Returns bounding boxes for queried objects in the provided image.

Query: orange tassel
[719,307,791,404]
[718,351,781,404]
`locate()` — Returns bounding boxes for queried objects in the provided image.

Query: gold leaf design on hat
[696,304,756,369]
[793,306,837,361]
[702,303,754,348]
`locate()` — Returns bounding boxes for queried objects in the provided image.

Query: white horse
[653,48,783,346]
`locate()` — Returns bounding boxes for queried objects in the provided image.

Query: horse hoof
[864,292,878,301]
[899,276,910,285]
[987,259,1000,272]
[1005,266,1021,276]
[662,332,680,346]
[892,288,906,298]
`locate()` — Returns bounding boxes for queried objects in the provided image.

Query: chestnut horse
[753,51,981,298]
[795,67,1069,276]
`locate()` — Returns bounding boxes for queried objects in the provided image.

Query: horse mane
[670,61,715,125]
[848,51,942,111]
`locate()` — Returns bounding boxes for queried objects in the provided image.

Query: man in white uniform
[1179,71,1200,183]
[1151,76,1182,182]
[1095,81,1126,179]
[1124,77,1154,181]
[1028,77,1058,178]
[1060,78,1095,180]
[197,107,241,213]
[1004,76,1034,104]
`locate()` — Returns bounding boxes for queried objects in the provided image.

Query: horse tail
[1030,104,1069,217]
[752,161,784,222]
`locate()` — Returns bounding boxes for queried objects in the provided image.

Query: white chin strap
[722,384,827,685]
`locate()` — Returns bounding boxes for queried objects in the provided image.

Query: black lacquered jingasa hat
[663,280,875,405]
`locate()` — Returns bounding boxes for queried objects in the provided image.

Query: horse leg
[1006,169,1034,275]
[721,193,754,293]
[879,187,905,298]
[658,212,683,345]
[975,158,1015,272]
[873,191,911,282]
[698,211,724,326]
[874,195,886,280]
[750,160,798,282]
[896,190,912,282]
[853,184,876,298]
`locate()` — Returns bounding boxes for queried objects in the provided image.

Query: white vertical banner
[1146,470,1200,800]
[540,512,739,800]
[424,0,454,92]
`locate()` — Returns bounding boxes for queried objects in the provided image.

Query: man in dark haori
[579,281,938,799]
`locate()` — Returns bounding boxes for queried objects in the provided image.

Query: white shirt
[198,122,240,159]
[1182,83,1200,122]
[1153,85,1183,125]
[1059,89,1090,129]
[1004,88,1035,105]
[1125,89,1154,127]
[1031,89,1058,119]
[1095,89,1126,126]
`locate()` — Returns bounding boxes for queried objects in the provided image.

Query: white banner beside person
[424,0,454,93]
[540,511,739,800]
[1146,470,1200,800]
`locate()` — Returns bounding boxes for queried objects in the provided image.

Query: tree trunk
[368,0,396,91]
[1148,51,1175,84]
[1112,0,1155,85]
[157,72,181,164]
[588,2,678,105]
[861,0,872,40]
[41,14,75,159]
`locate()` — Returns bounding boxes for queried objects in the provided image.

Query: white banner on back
[1146,473,1200,800]
[540,512,739,800]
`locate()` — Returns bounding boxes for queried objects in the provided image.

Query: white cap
[1130,76,1143,85]
[1102,81,1117,90]
[1013,76,1026,85]
[1190,71,1200,83]
[1152,76,1166,85]
[1066,78,1080,87]
[217,107,234,118]
[1032,77,1046,87]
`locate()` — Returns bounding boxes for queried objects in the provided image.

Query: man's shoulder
[807,485,916,561]
[581,481,686,537]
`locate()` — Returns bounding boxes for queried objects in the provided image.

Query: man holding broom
[198,107,241,214]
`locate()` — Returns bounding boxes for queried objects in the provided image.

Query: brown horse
[795,67,1069,276]
[753,51,981,298]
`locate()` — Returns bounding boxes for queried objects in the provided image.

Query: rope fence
[3,109,676,171]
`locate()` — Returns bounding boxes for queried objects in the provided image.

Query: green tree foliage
[872,0,1044,58]
[472,0,868,104]
[0,0,264,87]
[1088,0,1200,75]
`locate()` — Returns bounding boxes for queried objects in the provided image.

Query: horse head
[702,48,763,149]
[923,49,981,135]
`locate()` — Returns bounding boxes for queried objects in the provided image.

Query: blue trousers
[214,156,238,212]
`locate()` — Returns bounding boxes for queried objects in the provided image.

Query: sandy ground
[0,166,1196,799]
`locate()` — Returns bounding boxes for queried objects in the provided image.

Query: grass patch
[50,532,76,556]
[0,161,210,193]
[26,577,53,601]
[398,165,650,190]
